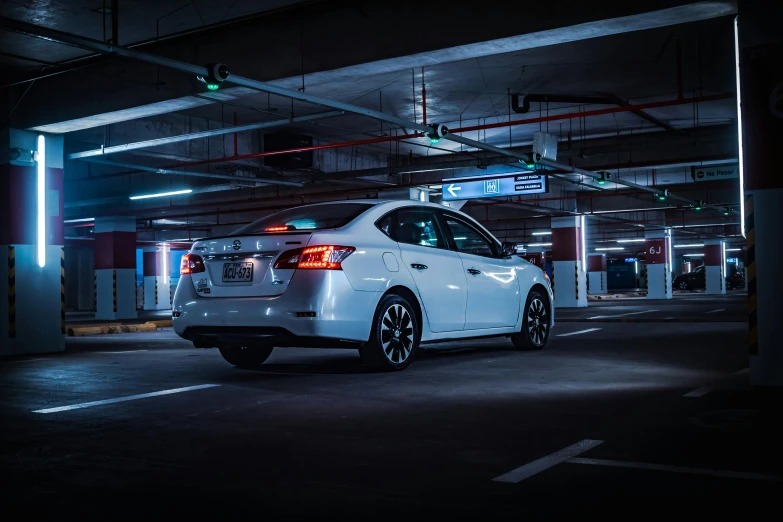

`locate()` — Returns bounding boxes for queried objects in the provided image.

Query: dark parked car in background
[674,265,745,290]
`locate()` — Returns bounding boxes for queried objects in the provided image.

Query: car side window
[379,208,445,249]
[442,216,497,257]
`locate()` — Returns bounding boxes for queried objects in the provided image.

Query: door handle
[467,268,481,275]
[410,263,428,270]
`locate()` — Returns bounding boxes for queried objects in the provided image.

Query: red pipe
[162,93,733,171]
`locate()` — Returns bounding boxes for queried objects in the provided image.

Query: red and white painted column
[0,129,65,355]
[703,239,726,295]
[587,254,607,295]
[551,216,587,308]
[94,217,138,321]
[644,230,672,300]
[737,1,783,385]
[142,246,171,311]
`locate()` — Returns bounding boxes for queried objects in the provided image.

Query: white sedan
[173,200,554,370]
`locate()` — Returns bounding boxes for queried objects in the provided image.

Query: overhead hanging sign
[441,173,549,201]
[691,164,739,182]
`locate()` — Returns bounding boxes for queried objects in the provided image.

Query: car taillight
[265,226,293,232]
[273,246,355,270]
[298,245,355,269]
[180,253,205,275]
[273,248,303,269]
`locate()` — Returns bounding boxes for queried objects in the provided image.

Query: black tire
[678,280,690,291]
[218,343,274,369]
[510,289,550,351]
[360,294,419,371]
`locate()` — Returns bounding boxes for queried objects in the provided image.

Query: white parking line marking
[683,386,713,398]
[567,458,781,481]
[32,384,220,414]
[557,328,602,337]
[587,310,657,320]
[663,317,676,320]
[705,309,726,314]
[492,439,603,483]
[96,350,149,354]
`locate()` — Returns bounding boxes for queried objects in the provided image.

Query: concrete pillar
[644,230,672,300]
[94,217,137,321]
[0,129,66,355]
[704,240,726,295]
[142,246,171,311]
[587,254,607,295]
[739,0,783,385]
[551,216,587,308]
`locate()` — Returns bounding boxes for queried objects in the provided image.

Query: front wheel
[360,294,419,371]
[218,343,274,369]
[678,280,690,290]
[510,289,550,351]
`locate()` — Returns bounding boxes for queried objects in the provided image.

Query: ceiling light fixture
[726,248,742,252]
[64,217,95,223]
[684,253,705,257]
[616,239,646,243]
[531,231,552,236]
[129,189,193,200]
[527,242,552,247]
[673,243,704,248]
[595,247,624,251]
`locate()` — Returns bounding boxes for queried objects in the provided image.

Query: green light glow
[658,195,666,201]
[723,211,730,216]
[429,138,440,144]
[695,206,702,211]
[597,180,606,185]
[207,83,219,91]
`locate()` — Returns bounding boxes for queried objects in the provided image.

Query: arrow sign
[441,173,548,201]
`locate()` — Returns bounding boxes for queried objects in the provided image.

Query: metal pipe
[66,111,343,159]
[81,158,304,187]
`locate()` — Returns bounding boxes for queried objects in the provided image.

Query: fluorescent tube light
[129,189,193,200]
[673,243,704,248]
[37,135,46,268]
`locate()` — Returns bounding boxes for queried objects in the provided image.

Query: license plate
[222,262,253,282]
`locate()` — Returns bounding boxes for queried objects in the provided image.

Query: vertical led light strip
[36,135,46,268]
[667,228,673,271]
[734,16,746,238]
[580,215,587,272]
[161,243,168,286]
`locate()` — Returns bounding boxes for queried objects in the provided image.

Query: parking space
[558,293,747,322]
[2,315,779,518]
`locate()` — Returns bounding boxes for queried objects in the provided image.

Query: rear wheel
[510,289,550,351]
[218,343,274,369]
[360,294,419,371]
[678,280,690,290]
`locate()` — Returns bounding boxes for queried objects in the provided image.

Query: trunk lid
[189,233,312,298]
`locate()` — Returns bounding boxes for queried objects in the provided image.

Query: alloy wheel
[527,298,548,346]
[380,304,414,364]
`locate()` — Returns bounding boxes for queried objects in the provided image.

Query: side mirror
[501,242,515,256]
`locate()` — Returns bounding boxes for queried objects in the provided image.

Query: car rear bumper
[172,270,379,345]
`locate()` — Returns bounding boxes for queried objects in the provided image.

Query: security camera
[426,124,448,144]
[196,63,230,90]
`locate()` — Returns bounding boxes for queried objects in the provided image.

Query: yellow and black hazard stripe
[60,248,66,334]
[7,246,15,339]
[155,276,159,305]
[112,270,118,313]
[746,195,757,356]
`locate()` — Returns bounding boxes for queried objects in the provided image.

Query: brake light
[298,245,355,269]
[265,226,292,232]
[180,253,205,275]
[273,246,354,270]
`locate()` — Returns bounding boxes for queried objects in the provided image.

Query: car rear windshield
[229,203,374,235]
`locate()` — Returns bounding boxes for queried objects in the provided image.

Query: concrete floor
[2,294,780,519]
